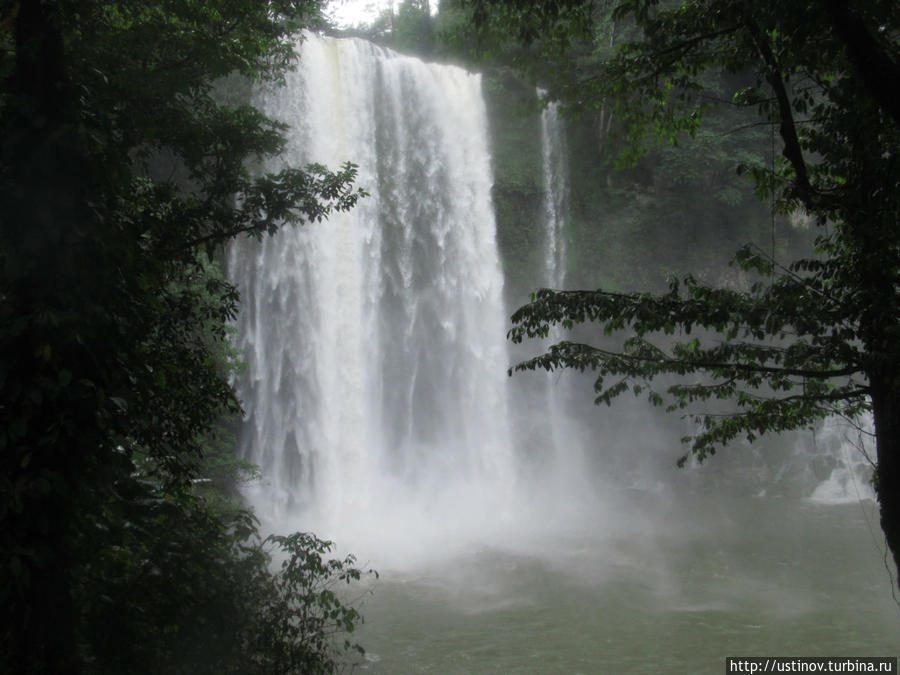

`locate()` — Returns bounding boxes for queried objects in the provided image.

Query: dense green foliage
[460,0,900,570]
[0,0,371,671]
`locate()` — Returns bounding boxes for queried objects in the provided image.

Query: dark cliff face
[481,72,545,306]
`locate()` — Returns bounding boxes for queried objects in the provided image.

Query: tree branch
[741,18,813,203]
[531,340,862,381]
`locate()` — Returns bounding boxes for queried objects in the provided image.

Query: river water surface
[353,495,898,674]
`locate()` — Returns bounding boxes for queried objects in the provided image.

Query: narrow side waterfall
[534,97,589,487]
[539,99,569,292]
[228,35,516,564]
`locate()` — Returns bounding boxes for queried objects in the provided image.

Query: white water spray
[806,416,876,504]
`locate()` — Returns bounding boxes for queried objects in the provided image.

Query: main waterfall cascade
[228,34,577,565]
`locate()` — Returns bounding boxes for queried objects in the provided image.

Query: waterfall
[228,35,516,564]
[529,94,597,502]
[536,97,570,456]
[806,416,876,503]
[539,98,569,292]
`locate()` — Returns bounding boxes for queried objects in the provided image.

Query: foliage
[510,254,867,462]
[391,0,435,55]
[337,0,435,57]
[248,533,376,675]
[77,489,374,674]
[0,0,369,671]
[466,0,900,569]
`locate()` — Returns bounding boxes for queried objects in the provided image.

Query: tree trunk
[871,374,900,575]
[1,1,88,671]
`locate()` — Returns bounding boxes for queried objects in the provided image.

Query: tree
[0,1,365,671]
[343,0,436,56]
[462,0,900,571]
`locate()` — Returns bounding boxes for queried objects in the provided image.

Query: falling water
[806,416,876,503]
[530,95,594,495]
[539,96,569,292]
[228,35,516,564]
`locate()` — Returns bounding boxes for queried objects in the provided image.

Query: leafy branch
[508,260,870,461]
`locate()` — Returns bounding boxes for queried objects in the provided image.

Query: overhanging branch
[741,18,813,202]
[515,340,862,381]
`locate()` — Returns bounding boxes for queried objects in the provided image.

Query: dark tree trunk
[1,1,91,671]
[820,0,900,128]
[871,375,900,575]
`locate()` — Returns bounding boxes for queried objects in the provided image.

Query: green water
[353,496,899,673]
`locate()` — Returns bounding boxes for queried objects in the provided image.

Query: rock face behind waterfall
[228,35,515,556]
